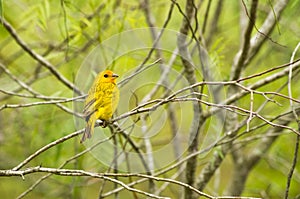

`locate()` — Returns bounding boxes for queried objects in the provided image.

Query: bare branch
[175,1,203,198]
[284,41,300,199]
[231,0,259,80]
[17,135,114,199]
[12,129,84,171]
[245,0,289,66]
[0,17,82,95]
[1,167,215,199]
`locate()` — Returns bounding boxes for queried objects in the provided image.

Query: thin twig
[17,135,114,199]
[12,129,84,171]
[1,167,216,199]
[231,0,258,81]
[284,41,300,199]
[0,17,82,95]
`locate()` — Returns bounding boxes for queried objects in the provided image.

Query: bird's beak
[112,73,119,78]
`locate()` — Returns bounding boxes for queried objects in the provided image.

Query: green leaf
[37,0,51,31]
[216,148,225,159]
[80,17,92,28]
[291,0,300,8]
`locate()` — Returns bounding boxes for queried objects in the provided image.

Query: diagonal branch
[231,0,259,81]
[1,167,215,199]
[196,59,300,191]
[0,17,82,95]
[225,110,296,195]
[12,129,84,171]
[244,0,289,66]
[284,41,300,199]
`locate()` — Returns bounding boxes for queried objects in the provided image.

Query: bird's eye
[104,74,109,78]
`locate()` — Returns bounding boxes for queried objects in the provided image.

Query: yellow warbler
[80,70,120,143]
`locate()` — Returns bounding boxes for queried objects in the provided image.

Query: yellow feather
[80,70,119,143]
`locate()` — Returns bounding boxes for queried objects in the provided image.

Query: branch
[117,59,300,123]
[101,134,225,197]
[196,58,300,191]
[244,0,289,66]
[206,59,300,118]
[284,41,300,199]
[225,110,296,195]
[119,0,175,85]
[176,1,203,198]
[17,134,114,199]
[0,96,84,111]
[0,61,85,117]
[1,167,215,199]
[284,135,300,199]
[173,97,300,135]
[231,0,258,80]
[0,17,82,95]
[12,129,84,171]
[113,58,300,126]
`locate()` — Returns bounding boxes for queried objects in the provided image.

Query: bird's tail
[80,114,96,143]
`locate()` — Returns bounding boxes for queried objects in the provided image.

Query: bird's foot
[100,120,108,128]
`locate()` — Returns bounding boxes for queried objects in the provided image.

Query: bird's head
[99,70,119,84]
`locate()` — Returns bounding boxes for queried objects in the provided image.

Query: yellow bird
[81,70,120,143]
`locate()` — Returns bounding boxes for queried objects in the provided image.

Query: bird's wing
[83,85,105,118]
[111,86,120,113]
